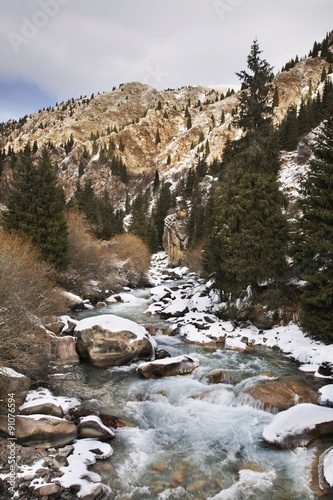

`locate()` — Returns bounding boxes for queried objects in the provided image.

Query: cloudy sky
[0,0,332,122]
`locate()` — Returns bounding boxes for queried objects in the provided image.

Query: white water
[70,285,323,499]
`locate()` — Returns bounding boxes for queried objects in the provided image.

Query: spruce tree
[204,40,288,298]
[294,115,333,341]
[236,38,274,132]
[3,147,69,269]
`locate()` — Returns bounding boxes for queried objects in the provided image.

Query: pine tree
[153,169,160,192]
[3,147,69,269]
[204,41,288,298]
[236,39,274,132]
[155,129,161,144]
[294,115,333,341]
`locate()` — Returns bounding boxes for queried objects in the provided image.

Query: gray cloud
[0,0,332,120]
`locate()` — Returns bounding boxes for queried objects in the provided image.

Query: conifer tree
[236,39,274,132]
[153,169,160,192]
[294,115,333,341]
[3,147,69,269]
[155,129,161,144]
[204,40,288,298]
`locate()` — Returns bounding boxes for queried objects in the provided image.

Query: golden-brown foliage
[107,233,151,287]
[0,230,65,382]
[56,212,151,296]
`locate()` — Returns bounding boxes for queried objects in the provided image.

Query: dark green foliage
[153,182,172,249]
[155,129,161,144]
[188,186,205,248]
[129,190,158,251]
[3,147,69,269]
[204,41,288,298]
[236,39,274,132]
[74,180,123,240]
[279,105,299,150]
[187,115,192,129]
[294,115,333,341]
[153,169,160,192]
[204,132,288,296]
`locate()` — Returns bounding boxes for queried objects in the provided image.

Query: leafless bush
[106,233,151,287]
[0,231,64,382]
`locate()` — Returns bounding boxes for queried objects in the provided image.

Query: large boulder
[0,367,31,414]
[54,336,80,365]
[75,314,154,368]
[262,403,333,448]
[138,355,200,378]
[0,414,77,448]
[244,380,319,413]
[78,415,115,440]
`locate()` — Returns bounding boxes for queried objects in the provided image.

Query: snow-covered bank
[146,252,333,378]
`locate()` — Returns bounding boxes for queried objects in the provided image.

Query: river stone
[262,403,333,448]
[0,414,77,448]
[78,415,115,440]
[245,380,319,412]
[75,315,154,367]
[32,483,60,497]
[20,402,64,418]
[138,355,200,378]
[0,367,31,412]
[54,335,80,365]
[318,446,333,494]
[206,370,238,385]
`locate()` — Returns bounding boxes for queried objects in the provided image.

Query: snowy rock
[244,381,318,413]
[0,414,77,448]
[75,314,154,367]
[0,367,31,411]
[54,335,80,365]
[20,402,64,418]
[262,403,333,448]
[138,355,200,378]
[319,385,333,407]
[318,446,333,494]
[62,290,85,310]
[78,415,115,440]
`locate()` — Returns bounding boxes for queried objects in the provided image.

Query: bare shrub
[0,231,64,382]
[107,233,151,287]
[186,243,207,277]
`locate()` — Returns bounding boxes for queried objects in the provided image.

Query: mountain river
[64,279,330,500]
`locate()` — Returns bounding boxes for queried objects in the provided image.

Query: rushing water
[66,285,327,500]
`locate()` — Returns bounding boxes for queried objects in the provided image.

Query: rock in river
[138,355,200,378]
[75,314,155,368]
[0,414,77,448]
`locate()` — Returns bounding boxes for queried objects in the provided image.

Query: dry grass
[0,231,65,382]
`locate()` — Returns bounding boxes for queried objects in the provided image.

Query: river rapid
[63,262,329,500]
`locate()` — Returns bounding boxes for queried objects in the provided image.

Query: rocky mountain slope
[0,51,331,208]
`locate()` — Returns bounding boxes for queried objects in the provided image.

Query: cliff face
[0,56,330,207]
[163,207,190,266]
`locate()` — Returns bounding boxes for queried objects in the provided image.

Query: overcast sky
[0,0,332,122]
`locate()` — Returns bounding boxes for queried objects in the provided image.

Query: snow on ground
[30,438,113,498]
[319,385,333,406]
[147,253,333,377]
[106,292,149,306]
[20,388,80,413]
[74,313,152,343]
[262,403,333,447]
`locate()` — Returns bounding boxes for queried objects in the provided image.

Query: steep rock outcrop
[163,207,189,266]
